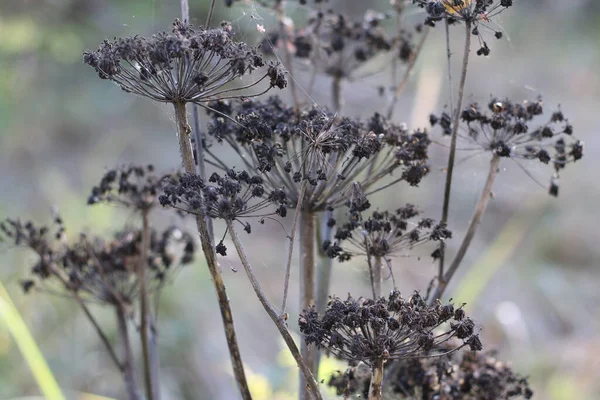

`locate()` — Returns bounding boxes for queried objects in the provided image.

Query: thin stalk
[281,181,307,314]
[299,210,317,400]
[331,75,342,113]
[139,209,159,400]
[226,221,323,400]
[173,102,253,400]
[275,0,300,109]
[116,305,142,400]
[205,0,217,28]
[385,27,430,120]
[431,154,501,303]
[368,358,385,400]
[74,295,121,371]
[438,21,472,283]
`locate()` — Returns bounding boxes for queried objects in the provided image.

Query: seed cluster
[324,204,452,262]
[83,19,286,104]
[204,97,431,210]
[299,291,482,365]
[430,98,584,196]
[0,218,196,305]
[329,349,533,399]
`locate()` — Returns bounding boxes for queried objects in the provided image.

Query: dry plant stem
[438,21,472,283]
[315,208,334,316]
[116,305,142,400]
[385,27,430,119]
[226,221,323,400]
[431,154,501,303]
[299,210,318,400]
[368,358,385,400]
[173,102,253,400]
[139,209,159,400]
[275,0,300,109]
[192,105,215,243]
[281,181,307,314]
[205,0,217,28]
[73,295,121,370]
[332,75,342,113]
[371,256,383,299]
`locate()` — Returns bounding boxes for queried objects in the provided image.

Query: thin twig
[281,181,307,314]
[116,305,142,400]
[385,27,430,120]
[206,0,217,28]
[431,154,501,304]
[438,21,472,284]
[173,102,253,400]
[73,295,122,371]
[226,221,323,400]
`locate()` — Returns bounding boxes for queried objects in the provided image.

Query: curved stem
[368,358,385,400]
[173,102,253,400]
[431,154,501,303]
[438,21,472,283]
[299,210,318,400]
[226,221,323,400]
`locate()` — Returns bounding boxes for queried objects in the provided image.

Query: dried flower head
[205,97,431,211]
[1,218,195,306]
[324,204,452,262]
[83,19,286,104]
[88,164,170,210]
[160,170,289,222]
[299,291,481,366]
[328,350,533,399]
[414,0,514,55]
[430,97,583,196]
[287,9,393,80]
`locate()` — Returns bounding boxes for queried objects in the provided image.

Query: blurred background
[0,0,599,399]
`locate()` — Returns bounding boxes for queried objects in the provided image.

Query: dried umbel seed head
[431,97,583,197]
[299,291,481,365]
[1,218,196,306]
[160,171,289,254]
[328,349,533,399]
[83,19,286,104]
[414,0,513,55]
[324,204,452,262]
[204,97,431,211]
[88,164,171,210]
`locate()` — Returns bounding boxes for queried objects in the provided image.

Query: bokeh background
[1,0,599,399]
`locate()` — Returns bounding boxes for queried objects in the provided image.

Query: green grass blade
[0,280,66,400]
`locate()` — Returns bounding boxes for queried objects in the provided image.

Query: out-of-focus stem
[226,221,323,400]
[332,75,342,113]
[275,0,299,109]
[173,102,253,400]
[431,154,500,303]
[368,358,385,400]
[116,305,142,400]
[438,21,472,282]
[139,210,159,400]
[371,256,383,299]
[299,210,317,400]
